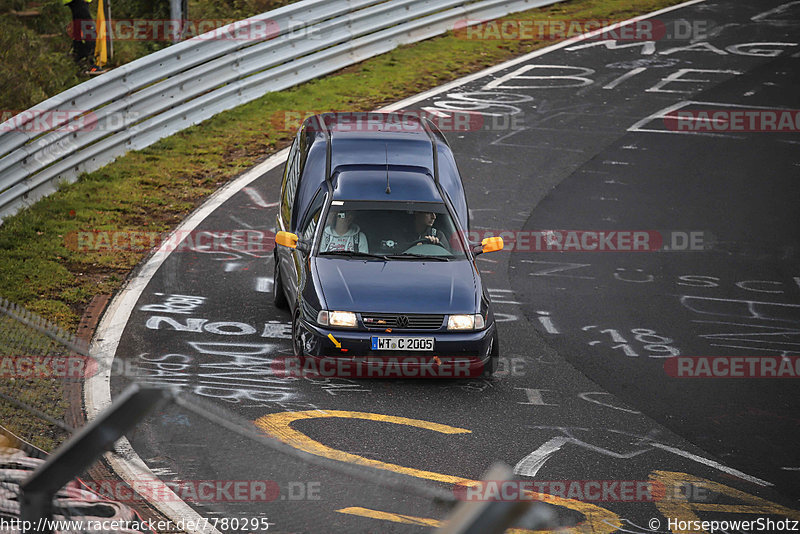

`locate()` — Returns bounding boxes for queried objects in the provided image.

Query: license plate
[371,337,434,351]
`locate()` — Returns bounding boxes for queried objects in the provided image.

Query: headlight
[326,311,357,327]
[447,314,484,330]
[317,310,357,327]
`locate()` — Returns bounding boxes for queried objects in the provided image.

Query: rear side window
[280,137,301,230]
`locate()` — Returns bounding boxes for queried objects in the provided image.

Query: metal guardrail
[0,0,560,222]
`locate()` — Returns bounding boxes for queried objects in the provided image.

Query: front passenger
[320,210,369,253]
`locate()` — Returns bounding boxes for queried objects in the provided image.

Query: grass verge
[0,0,683,449]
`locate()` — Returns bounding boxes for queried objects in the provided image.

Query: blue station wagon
[273,112,503,378]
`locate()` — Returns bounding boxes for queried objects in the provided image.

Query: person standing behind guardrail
[64,0,97,70]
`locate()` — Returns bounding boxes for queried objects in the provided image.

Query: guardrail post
[19,384,173,533]
[436,463,556,534]
[170,0,184,42]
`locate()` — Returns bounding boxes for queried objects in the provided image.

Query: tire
[273,256,289,310]
[481,333,499,377]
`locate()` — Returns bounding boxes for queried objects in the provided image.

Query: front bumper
[293,319,496,378]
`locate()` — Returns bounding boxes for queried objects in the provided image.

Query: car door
[295,188,328,305]
[277,135,302,306]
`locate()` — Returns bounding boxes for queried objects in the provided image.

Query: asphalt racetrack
[105,0,800,532]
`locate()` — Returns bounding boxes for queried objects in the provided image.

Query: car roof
[331,166,442,202]
[292,113,469,230]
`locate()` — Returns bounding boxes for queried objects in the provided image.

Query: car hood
[313,258,479,314]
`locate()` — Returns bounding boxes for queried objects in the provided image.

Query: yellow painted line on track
[692,504,771,512]
[337,507,443,527]
[255,410,622,533]
[336,505,609,534]
[255,410,473,484]
[652,470,800,533]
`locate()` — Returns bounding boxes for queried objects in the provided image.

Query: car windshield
[316,201,468,259]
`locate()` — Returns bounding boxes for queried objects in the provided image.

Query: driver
[408,211,450,250]
[320,210,369,253]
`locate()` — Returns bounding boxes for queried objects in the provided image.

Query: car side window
[300,189,327,244]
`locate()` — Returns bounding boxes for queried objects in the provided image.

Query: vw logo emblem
[396,315,410,328]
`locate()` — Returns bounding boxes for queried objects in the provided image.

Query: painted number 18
[600,328,679,358]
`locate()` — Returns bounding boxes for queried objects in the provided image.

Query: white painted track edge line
[87,0,708,530]
[86,150,289,534]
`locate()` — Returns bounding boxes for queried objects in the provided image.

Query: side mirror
[275,231,299,249]
[475,236,504,255]
[276,231,310,253]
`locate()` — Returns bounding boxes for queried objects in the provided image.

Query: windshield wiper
[319,250,389,259]
[389,253,451,261]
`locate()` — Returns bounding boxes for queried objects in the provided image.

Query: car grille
[360,313,445,330]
